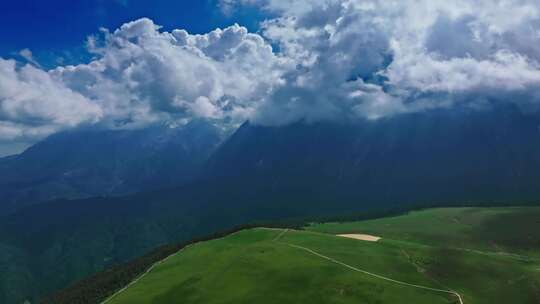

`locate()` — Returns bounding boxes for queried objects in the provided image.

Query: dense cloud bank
[232,0,540,124]
[0,19,286,143]
[2,0,540,143]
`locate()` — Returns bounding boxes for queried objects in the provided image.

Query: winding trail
[100,249,180,304]
[276,229,464,304]
[101,231,243,304]
[102,228,464,304]
[459,247,540,262]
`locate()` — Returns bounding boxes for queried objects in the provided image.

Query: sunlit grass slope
[108,207,540,304]
[308,207,540,256]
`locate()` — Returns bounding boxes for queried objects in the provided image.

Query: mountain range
[1,104,540,303]
[209,104,540,204]
[0,120,222,215]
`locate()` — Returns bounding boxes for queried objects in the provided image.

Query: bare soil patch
[337,234,381,242]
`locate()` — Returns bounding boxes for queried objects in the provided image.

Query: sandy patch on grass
[338,234,381,242]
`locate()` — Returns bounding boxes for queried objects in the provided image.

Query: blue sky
[0,0,262,68]
[1,0,540,157]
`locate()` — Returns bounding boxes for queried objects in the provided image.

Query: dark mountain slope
[207,104,540,204]
[0,120,222,214]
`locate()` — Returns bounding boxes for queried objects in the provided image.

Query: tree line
[40,221,302,304]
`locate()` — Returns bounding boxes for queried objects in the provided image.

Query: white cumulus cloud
[0,58,102,142]
[225,0,540,124]
[53,18,287,128]
[0,18,286,143]
[3,0,540,145]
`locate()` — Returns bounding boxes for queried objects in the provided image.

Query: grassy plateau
[105,207,540,304]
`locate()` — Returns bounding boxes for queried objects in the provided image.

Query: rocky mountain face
[207,104,540,205]
[0,120,223,215]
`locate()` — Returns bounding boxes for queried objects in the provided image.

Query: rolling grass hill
[101,207,540,304]
[308,207,540,257]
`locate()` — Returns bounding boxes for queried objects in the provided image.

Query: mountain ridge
[0,120,223,215]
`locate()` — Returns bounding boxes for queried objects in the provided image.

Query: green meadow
[308,207,540,256]
[107,207,540,304]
